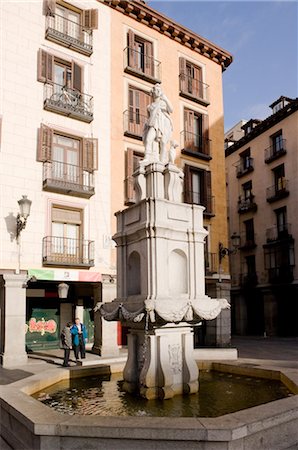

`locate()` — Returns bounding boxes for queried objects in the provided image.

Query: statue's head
[151,83,162,98]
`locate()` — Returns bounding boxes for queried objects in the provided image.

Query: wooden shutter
[37,49,54,83]
[82,9,98,30]
[38,124,53,161]
[144,41,153,76]
[82,138,98,171]
[43,0,56,16]
[140,90,150,132]
[193,65,203,99]
[204,170,212,213]
[71,61,82,92]
[179,57,187,93]
[127,30,136,69]
[202,114,209,155]
[125,148,135,205]
[183,164,192,204]
[184,108,195,150]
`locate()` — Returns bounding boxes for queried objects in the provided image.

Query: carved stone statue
[143,83,173,163]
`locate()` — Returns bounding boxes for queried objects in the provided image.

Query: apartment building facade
[225,96,298,337]
[0,0,232,367]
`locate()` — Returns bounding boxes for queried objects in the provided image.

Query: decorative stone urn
[99,85,229,400]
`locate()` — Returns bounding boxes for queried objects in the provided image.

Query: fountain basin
[1,360,297,449]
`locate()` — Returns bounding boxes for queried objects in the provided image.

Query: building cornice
[225,99,298,157]
[101,0,233,70]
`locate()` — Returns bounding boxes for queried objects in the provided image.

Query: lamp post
[218,233,240,282]
[58,282,69,299]
[16,195,32,274]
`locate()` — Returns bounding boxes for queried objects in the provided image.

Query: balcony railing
[184,192,215,216]
[179,72,209,105]
[238,196,257,214]
[44,83,93,123]
[239,272,258,287]
[236,157,254,178]
[124,46,161,82]
[43,161,95,198]
[43,236,94,267]
[239,232,257,250]
[205,252,217,275]
[264,139,287,163]
[266,180,289,203]
[266,223,292,242]
[123,110,147,139]
[181,131,212,160]
[268,266,294,284]
[45,14,93,56]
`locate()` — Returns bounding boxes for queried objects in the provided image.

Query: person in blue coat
[71,317,87,360]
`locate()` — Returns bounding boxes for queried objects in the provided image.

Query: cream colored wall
[226,110,298,283]
[109,9,229,273]
[0,1,114,274]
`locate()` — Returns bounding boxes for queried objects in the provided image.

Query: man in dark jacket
[60,322,72,367]
[71,318,87,361]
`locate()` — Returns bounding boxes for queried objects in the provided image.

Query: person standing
[60,322,72,367]
[71,317,87,361]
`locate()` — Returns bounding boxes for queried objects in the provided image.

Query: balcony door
[55,5,81,41]
[51,206,82,264]
[52,134,80,185]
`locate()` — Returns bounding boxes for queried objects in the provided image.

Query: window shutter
[43,0,56,16]
[179,57,187,93]
[193,65,203,99]
[38,124,53,161]
[184,108,195,150]
[37,49,54,83]
[204,170,212,213]
[183,165,192,204]
[202,114,209,155]
[71,61,82,92]
[83,9,98,30]
[127,30,136,69]
[140,90,150,131]
[125,148,135,205]
[144,41,153,76]
[82,138,98,171]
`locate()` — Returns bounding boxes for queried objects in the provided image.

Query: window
[275,207,287,234]
[242,180,253,201]
[179,58,206,102]
[38,50,82,92]
[240,149,251,170]
[51,206,82,258]
[271,131,284,154]
[244,219,255,244]
[184,165,212,214]
[125,149,144,205]
[246,255,256,276]
[44,0,98,55]
[38,124,97,197]
[126,30,160,81]
[273,164,286,191]
[183,108,210,157]
[125,86,150,137]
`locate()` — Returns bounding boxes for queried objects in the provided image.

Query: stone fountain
[99,83,230,399]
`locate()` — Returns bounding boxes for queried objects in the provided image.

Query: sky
[147,1,298,131]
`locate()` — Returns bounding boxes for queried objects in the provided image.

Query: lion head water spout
[99,84,230,400]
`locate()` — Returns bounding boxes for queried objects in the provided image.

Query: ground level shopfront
[0,270,118,368]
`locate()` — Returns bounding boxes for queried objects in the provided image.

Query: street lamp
[218,233,241,264]
[16,195,32,240]
[58,282,69,299]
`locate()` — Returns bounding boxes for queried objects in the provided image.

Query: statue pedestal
[123,323,198,400]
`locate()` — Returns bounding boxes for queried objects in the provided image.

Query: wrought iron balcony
[184,191,215,216]
[239,272,258,287]
[205,252,217,276]
[43,236,94,267]
[268,266,294,284]
[266,180,289,203]
[44,83,93,123]
[179,72,209,105]
[45,14,93,56]
[43,161,95,198]
[264,139,287,163]
[236,157,254,178]
[238,196,257,214]
[266,223,292,243]
[123,110,147,139]
[181,131,212,160]
[239,232,257,250]
[124,46,161,83]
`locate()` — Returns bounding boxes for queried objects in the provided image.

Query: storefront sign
[28,269,101,282]
[25,318,57,336]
